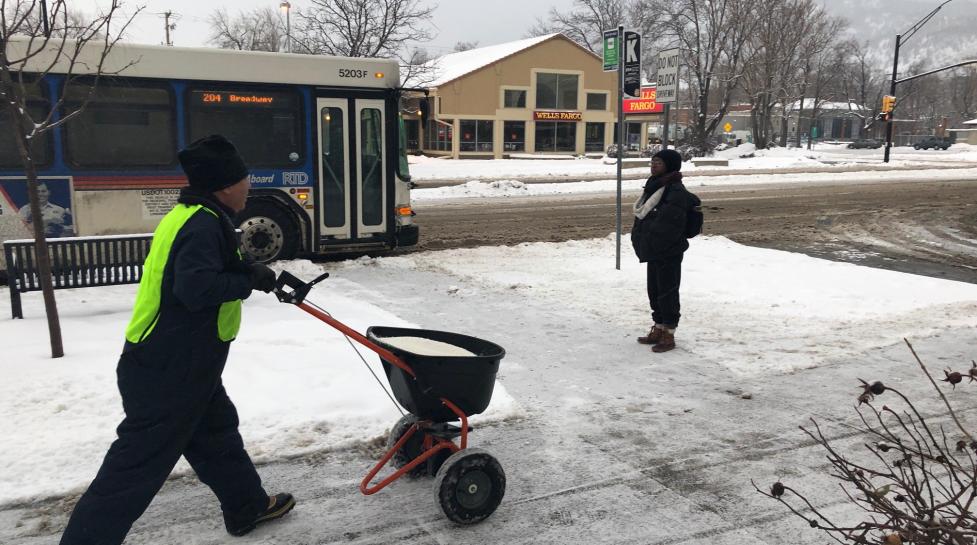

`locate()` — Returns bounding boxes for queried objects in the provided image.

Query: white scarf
[633,187,664,219]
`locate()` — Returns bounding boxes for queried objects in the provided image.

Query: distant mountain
[824,0,977,70]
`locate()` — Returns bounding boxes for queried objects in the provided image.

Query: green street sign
[811,126,818,138]
[603,30,618,72]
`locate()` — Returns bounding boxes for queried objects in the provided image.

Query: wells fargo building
[407,33,660,159]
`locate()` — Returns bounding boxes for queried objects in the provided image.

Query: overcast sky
[78,0,575,50]
[76,0,977,65]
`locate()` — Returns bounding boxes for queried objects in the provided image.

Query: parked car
[847,138,883,149]
[605,144,660,159]
[914,136,951,150]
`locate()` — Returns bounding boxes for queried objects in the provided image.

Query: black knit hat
[178,135,250,192]
[653,149,683,173]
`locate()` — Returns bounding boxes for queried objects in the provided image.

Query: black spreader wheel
[433,448,505,524]
[386,414,426,477]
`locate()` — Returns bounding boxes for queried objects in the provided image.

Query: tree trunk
[779,115,788,147]
[14,126,64,358]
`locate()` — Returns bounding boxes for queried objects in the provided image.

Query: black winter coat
[630,173,700,262]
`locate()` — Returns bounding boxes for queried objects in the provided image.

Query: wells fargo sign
[623,86,663,114]
[533,110,583,121]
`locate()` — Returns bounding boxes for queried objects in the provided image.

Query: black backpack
[685,192,703,238]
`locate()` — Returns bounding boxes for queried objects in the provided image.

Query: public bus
[0,38,417,267]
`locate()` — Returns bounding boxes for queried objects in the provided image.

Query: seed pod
[771,482,785,497]
[870,381,886,395]
[957,440,967,452]
[858,392,873,405]
[894,494,907,502]
[943,370,963,387]
[877,442,892,452]
[809,519,818,528]
[884,533,903,545]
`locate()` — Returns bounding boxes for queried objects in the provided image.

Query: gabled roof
[424,33,599,88]
[964,118,977,125]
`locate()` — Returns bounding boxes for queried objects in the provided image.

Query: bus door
[316,97,387,240]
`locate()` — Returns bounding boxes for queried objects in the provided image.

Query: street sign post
[623,31,641,99]
[603,30,619,72]
[657,48,680,148]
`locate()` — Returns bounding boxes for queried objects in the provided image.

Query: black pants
[60,342,267,545]
[646,255,683,329]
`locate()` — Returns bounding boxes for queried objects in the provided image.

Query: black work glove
[248,263,277,293]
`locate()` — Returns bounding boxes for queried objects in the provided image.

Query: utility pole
[883,34,900,162]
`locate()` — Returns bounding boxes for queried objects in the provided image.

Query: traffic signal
[881,95,896,113]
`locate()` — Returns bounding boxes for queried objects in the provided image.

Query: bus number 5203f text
[339,69,368,79]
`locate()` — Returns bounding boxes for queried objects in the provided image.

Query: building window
[535,121,576,152]
[503,89,526,108]
[536,73,578,110]
[503,121,525,152]
[459,120,493,152]
[65,81,176,168]
[585,123,605,152]
[424,119,452,151]
[586,93,607,111]
[187,87,302,167]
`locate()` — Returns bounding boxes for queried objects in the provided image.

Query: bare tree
[207,7,284,52]
[453,40,478,52]
[0,0,137,357]
[793,13,846,148]
[291,0,434,85]
[839,40,887,138]
[527,0,628,53]
[641,0,756,155]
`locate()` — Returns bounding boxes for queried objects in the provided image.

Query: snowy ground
[3,235,977,544]
[0,270,521,505]
[407,142,977,181]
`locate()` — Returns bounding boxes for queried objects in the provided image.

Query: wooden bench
[4,234,152,319]
[691,157,729,167]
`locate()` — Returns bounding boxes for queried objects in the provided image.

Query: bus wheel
[238,201,299,263]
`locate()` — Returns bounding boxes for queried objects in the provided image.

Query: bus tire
[237,200,300,263]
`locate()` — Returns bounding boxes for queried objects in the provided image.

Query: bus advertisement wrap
[0,177,75,239]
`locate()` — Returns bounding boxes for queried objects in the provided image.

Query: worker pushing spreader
[274,271,507,524]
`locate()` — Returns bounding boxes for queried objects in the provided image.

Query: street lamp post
[883,0,953,162]
[280,1,291,53]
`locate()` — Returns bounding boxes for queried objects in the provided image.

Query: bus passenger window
[321,107,345,228]
[0,79,53,168]
[187,88,302,167]
[64,81,176,167]
[360,109,383,227]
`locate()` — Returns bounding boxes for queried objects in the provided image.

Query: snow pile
[0,270,520,504]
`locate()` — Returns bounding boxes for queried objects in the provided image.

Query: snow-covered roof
[964,118,977,125]
[787,99,866,111]
[425,33,568,87]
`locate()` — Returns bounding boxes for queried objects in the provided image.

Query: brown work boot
[652,330,675,353]
[637,325,663,345]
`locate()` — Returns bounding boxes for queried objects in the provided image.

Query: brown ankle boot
[652,330,675,353]
[637,325,663,345]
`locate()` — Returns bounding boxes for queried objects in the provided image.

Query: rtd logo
[283,172,309,185]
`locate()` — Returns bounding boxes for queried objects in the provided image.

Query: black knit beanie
[178,135,250,192]
[653,149,683,173]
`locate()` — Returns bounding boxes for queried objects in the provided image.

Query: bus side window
[63,80,176,168]
[0,78,53,168]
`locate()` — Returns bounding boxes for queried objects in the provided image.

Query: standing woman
[630,149,699,353]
